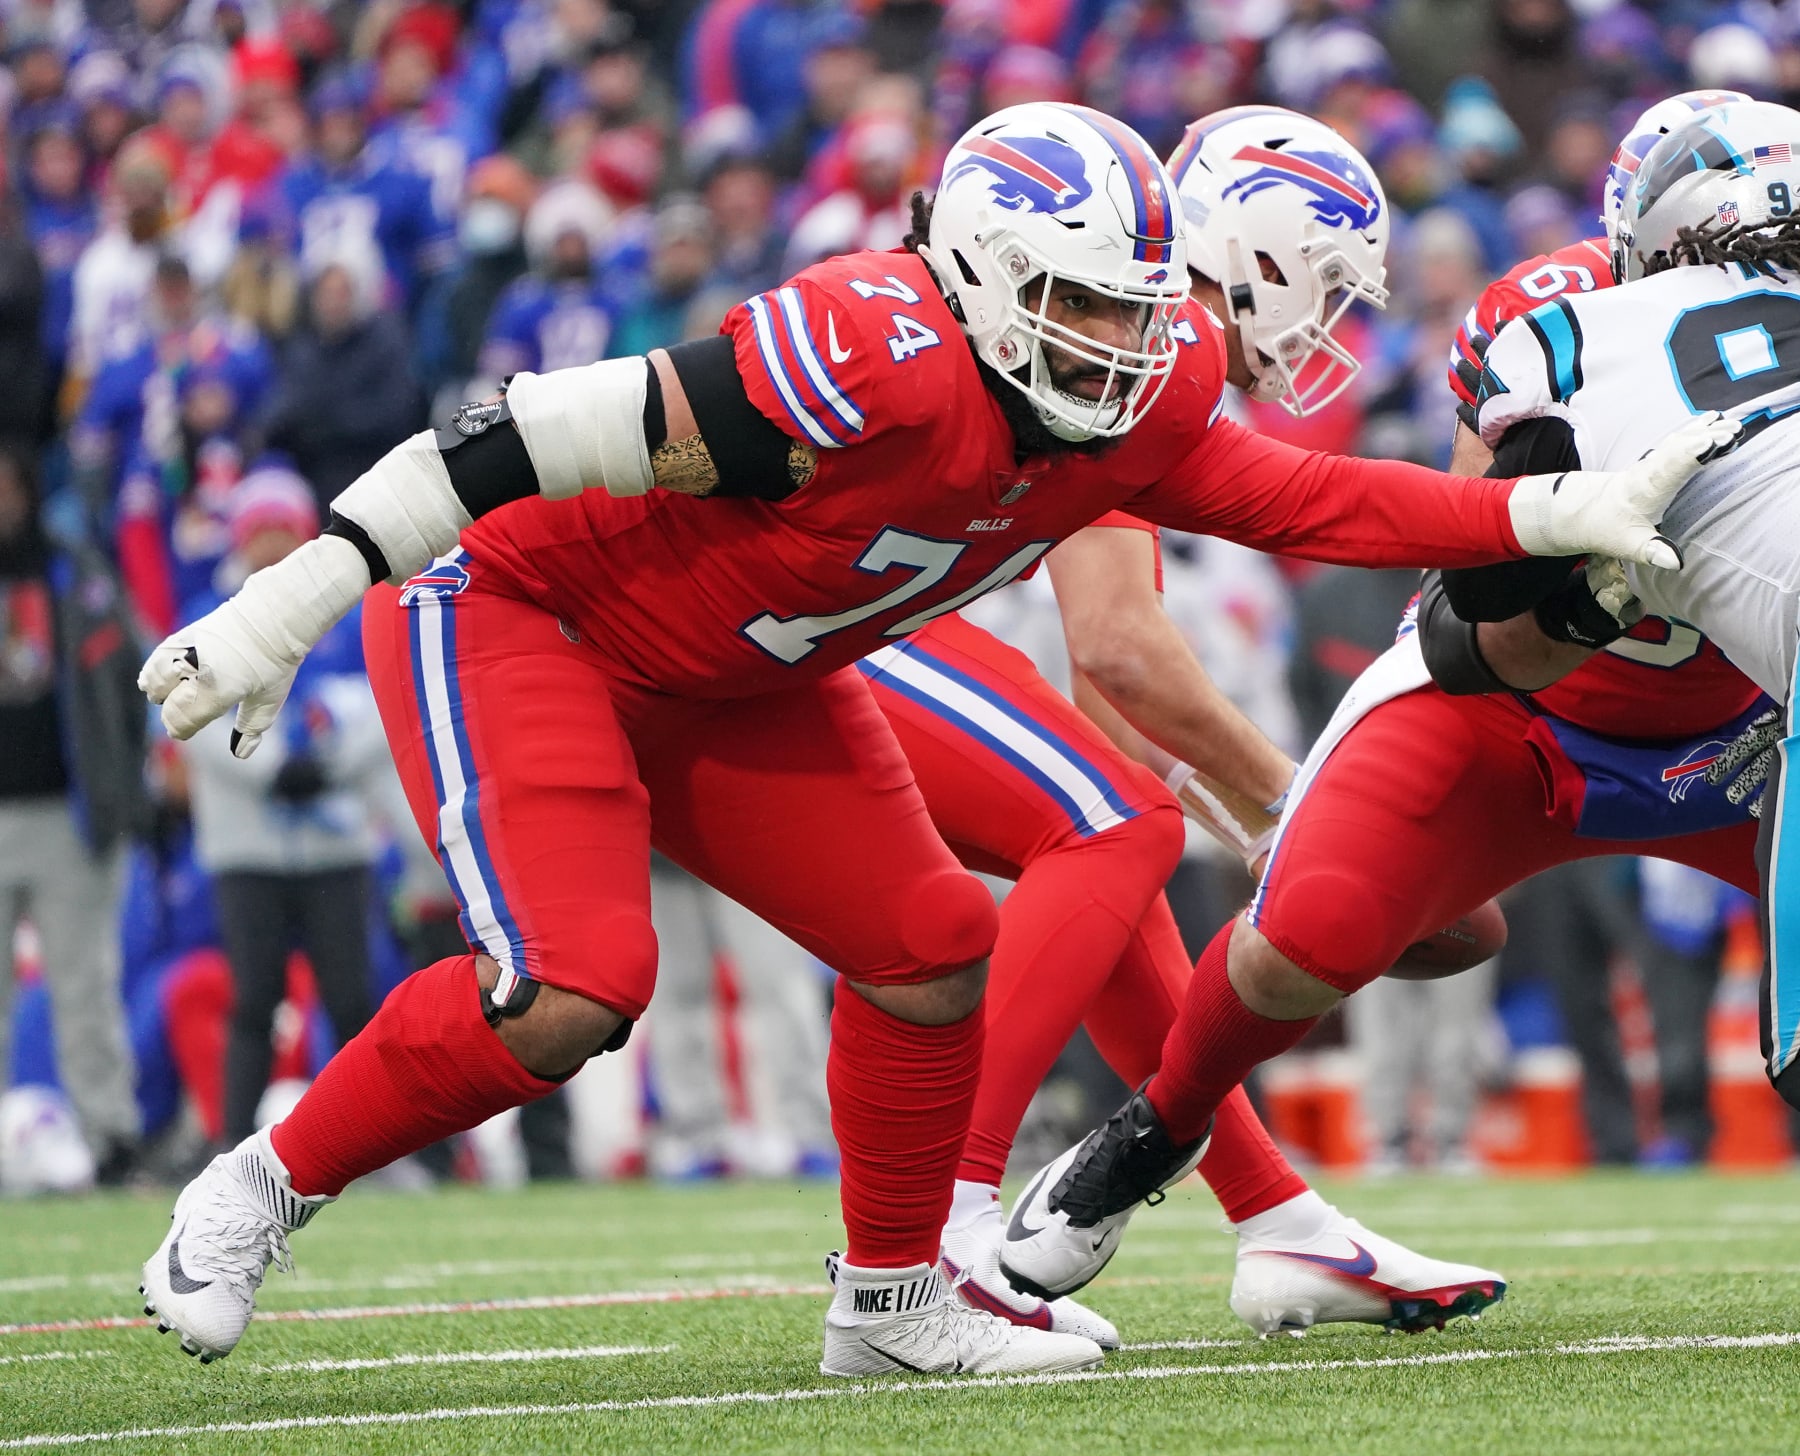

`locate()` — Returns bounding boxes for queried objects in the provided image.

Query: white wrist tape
[236,534,372,661]
[1166,762,1289,868]
[504,356,652,500]
[331,430,473,584]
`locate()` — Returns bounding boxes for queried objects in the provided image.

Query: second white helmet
[924,103,1190,442]
[1615,98,1800,282]
[1167,105,1389,417]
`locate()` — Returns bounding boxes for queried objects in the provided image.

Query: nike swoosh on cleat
[1005,1165,1055,1243]
[943,1257,1054,1331]
[1278,1240,1378,1279]
[167,1230,213,1295]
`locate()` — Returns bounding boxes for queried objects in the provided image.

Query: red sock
[830,988,982,1268]
[1200,1087,1308,1223]
[959,818,1178,1186]
[1146,921,1318,1144]
[271,955,561,1196]
[1082,893,1188,1087]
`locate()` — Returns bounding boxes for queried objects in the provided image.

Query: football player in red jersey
[873,112,1502,1347]
[136,101,1722,1376]
[1002,97,1774,1313]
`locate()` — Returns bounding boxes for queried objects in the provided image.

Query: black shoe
[1000,1085,1211,1299]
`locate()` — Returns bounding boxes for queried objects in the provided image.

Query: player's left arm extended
[1421,419,1626,694]
[1048,525,1295,862]
[1128,411,1732,572]
[139,340,814,756]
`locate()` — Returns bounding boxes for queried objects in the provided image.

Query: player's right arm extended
[1048,525,1295,865]
[139,342,812,756]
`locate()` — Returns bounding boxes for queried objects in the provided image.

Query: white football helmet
[1166,105,1388,417]
[1601,89,1752,254]
[1614,99,1800,282]
[924,103,1189,441]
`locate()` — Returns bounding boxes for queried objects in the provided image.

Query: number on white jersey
[1666,289,1800,417]
[741,528,1053,664]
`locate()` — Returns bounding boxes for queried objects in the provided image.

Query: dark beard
[976,360,1120,463]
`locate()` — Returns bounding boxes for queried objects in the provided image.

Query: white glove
[138,535,370,758]
[1507,410,1741,568]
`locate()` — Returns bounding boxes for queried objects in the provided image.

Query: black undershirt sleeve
[664,334,800,500]
[1439,416,1584,621]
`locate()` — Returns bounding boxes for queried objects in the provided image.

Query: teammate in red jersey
[867,112,1501,1345]
[1002,97,1771,1312]
[135,102,1719,1376]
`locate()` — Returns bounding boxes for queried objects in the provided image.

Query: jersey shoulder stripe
[743,286,865,448]
[1520,296,1586,404]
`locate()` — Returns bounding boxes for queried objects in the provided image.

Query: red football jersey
[1448,238,1613,414]
[1446,239,1761,739]
[462,250,1522,700]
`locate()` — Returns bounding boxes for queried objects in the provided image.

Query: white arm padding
[504,355,653,500]
[330,429,474,584]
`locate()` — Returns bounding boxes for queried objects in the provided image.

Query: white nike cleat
[820,1254,1104,1376]
[1230,1209,1506,1336]
[138,1128,332,1362]
[1001,1085,1209,1299]
[940,1207,1120,1349]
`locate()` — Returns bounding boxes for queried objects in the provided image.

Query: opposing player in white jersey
[1470,98,1800,1109]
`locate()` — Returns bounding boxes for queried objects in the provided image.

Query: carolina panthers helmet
[1166,105,1388,417]
[1614,98,1800,282]
[924,103,1190,441]
[1601,89,1752,253]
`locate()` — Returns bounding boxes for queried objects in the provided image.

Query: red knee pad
[896,868,999,980]
[1254,866,1424,997]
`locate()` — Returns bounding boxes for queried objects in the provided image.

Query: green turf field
[1,1171,1797,1454]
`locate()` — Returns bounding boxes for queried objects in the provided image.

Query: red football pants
[1250,686,1760,994]
[864,614,1305,1216]
[328,561,1001,1266]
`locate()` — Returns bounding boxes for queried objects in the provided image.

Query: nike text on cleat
[939,1207,1120,1349]
[1229,1212,1506,1336]
[1000,1084,1209,1299]
[820,1255,1104,1377]
[138,1128,332,1362]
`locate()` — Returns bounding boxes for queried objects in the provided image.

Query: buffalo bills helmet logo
[946,134,1094,215]
[1222,146,1383,231]
[399,559,472,607]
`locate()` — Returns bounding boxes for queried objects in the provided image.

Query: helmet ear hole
[951,248,982,287]
[1254,251,1288,287]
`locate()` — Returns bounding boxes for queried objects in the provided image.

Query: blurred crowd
[1,0,1794,1193]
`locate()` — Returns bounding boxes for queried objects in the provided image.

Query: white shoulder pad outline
[1474,299,1584,450]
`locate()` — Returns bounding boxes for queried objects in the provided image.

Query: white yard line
[0,1353,108,1368]
[2,1332,1796,1449]
[0,1252,815,1298]
[0,1283,831,1339]
[250,1344,674,1373]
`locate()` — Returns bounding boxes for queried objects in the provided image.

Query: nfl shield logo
[999,480,1032,506]
[1719,200,1741,226]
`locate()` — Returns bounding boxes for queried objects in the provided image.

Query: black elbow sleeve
[435,399,541,519]
[1418,571,1510,696]
[1439,415,1586,621]
[1440,554,1582,621]
[665,334,799,500]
